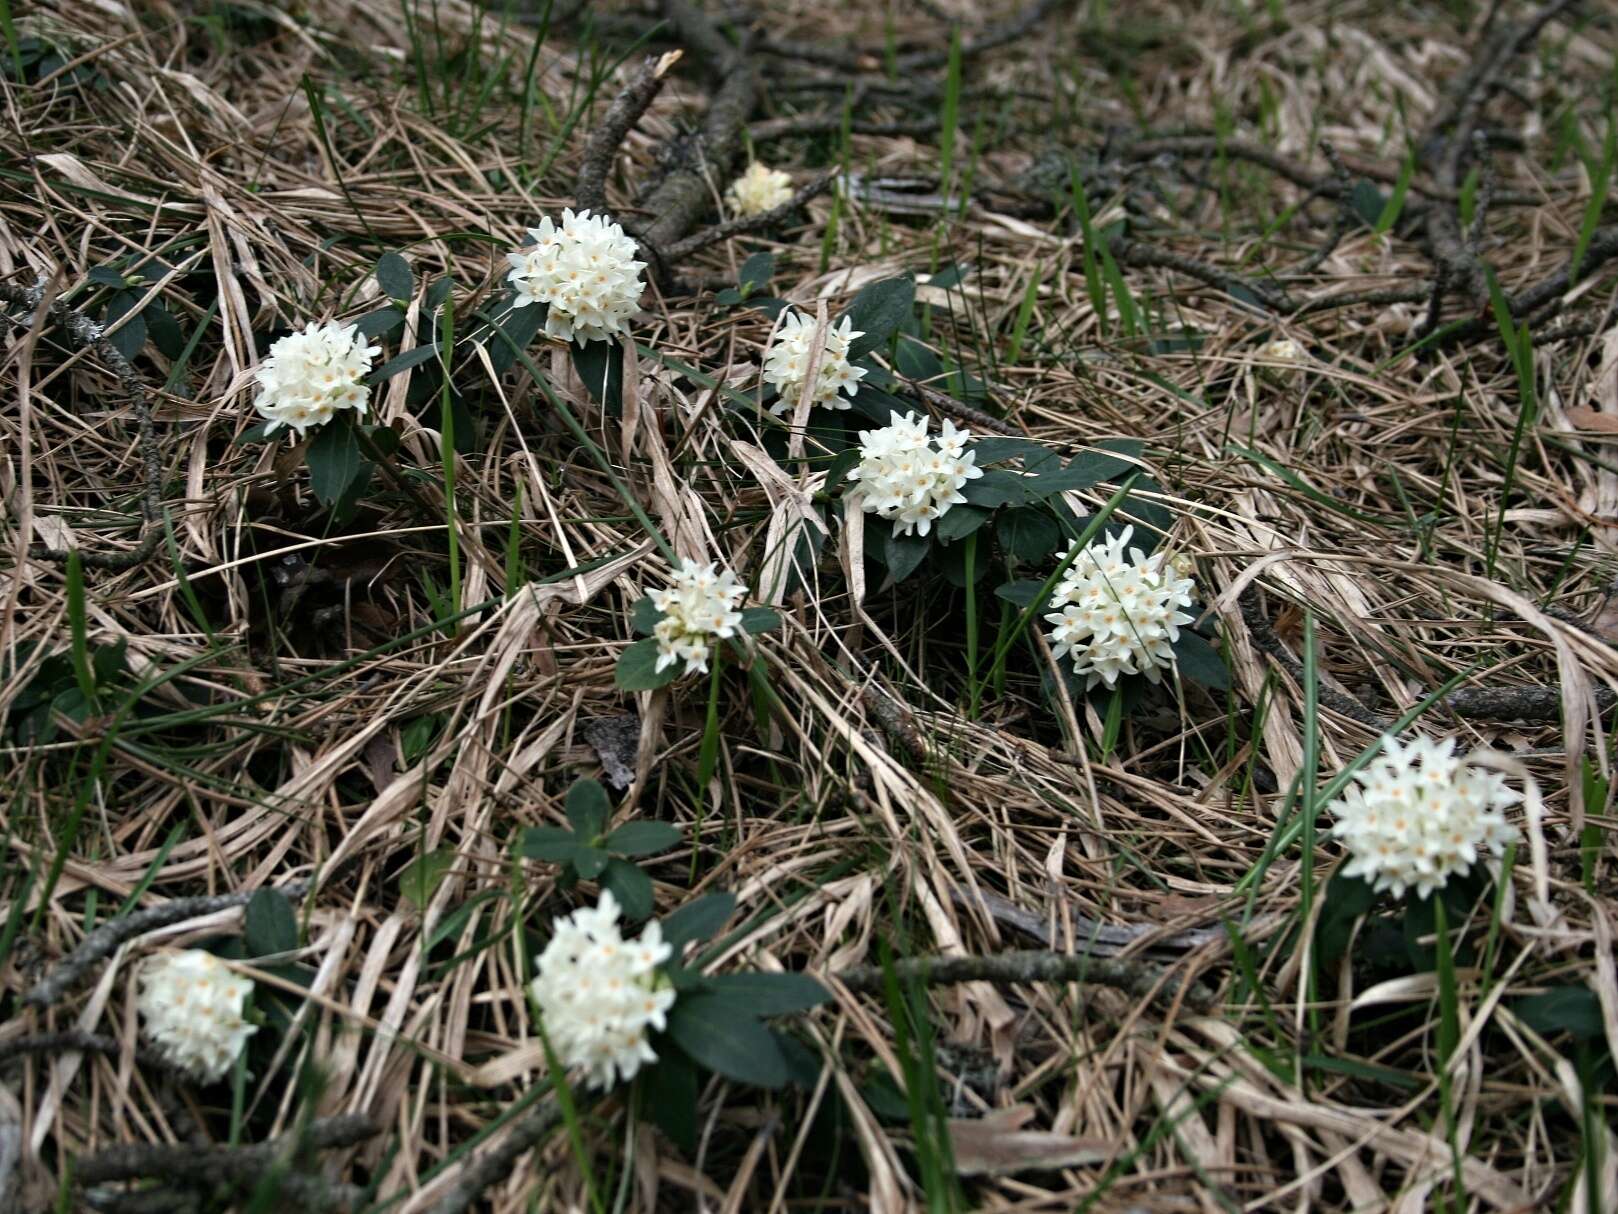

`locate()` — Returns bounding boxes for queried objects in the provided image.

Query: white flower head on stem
[506,208,646,345]
[252,320,379,438]
[647,558,747,677]
[137,950,257,1083]
[1328,734,1520,899]
[1042,526,1196,689]
[844,410,983,538]
[726,161,794,217]
[531,891,676,1089]
[762,311,866,414]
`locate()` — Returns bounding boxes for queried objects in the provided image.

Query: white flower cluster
[531,891,676,1089]
[763,312,866,414]
[649,559,746,677]
[1328,735,1519,899]
[846,410,982,538]
[1044,526,1195,689]
[727,161,794,217]
[506,208,646,345]
[136,950,257,1083]
[252,321,379,438]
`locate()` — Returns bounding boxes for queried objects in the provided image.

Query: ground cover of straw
[2,1,1618,1211]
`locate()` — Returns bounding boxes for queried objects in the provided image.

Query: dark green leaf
[1173,629,1228,690]
[643,1050,699,1154]
[356,306,406,340]
[1515,987,1606,1041]
[962,469,1034,509]
[715,287,743,306]
[375,251,415,302]
[571,339,623,411]
[847,382,909,425]
[666,995,788,1088]
[425,277,453,309]
[1315,870,1378,966]
[823,447,863,489]
[604,820,681,857]
[997,507,1061,562]
[368,344,439,384]
[244,889,298,958]
[144,302,184,359]
[573,846,610,880]
[970,437,1048,465]
[486,300,548,373]
[520,826,582,863]
[105,291,146,360]
[894,334,943,382]
[601,858,653,919]
[739,606,780,634]
[398,848,455,910]
[565,778,611,839]
[616,637,678,691]
[995,579,1049,610]
[631,594,663,636]
[1349,180,1388,227]
[883,528,930,583]
[934,504,990,543]
[234,422,275,445]
[662,893,737,950]
[305,417,364,507]
[738,251,775,292]
[87,265,126,287]
[934,537,991,586]
[700,972,831,1016]
[840,277,915,359]
[928,262,969,289]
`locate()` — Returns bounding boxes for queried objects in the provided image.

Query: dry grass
[2,0,1618,1210]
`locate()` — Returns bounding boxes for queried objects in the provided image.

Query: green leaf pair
[517,779,681,920]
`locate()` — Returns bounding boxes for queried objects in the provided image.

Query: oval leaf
[245,889,299,958]
[1172,629,1229,690]
[604,820,682,857]
[375,251,415,302]
[573,845,610,880]
[739,606,780,635]
[840,277,915,360]
[565,778,611,839]
[616,637,678,692]
[665,995,788,1088]
[662,893,737,950]
[520,826,583,864]
[305,418,364,507]
[601,858,654,920]
[700,972,831,1016]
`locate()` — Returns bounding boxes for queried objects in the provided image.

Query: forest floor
[2,0,1618,1211]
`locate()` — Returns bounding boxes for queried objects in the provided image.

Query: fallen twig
[0,281,164,570]
[23,881,310,1009]
[426,1101,567,1214]
[76,1114,377,1213]
[661,168,838,261]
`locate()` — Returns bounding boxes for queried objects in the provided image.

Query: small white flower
[1043,526,1196,689]
[506,208,646,345]
[1260,338,1304,363]
[762,312,866,414]
[845,411,983,539]
[136,950,257,1083]
[531,891,676,1090]
[726,161,794,217]
[252,320,380,438]
[647,559,747,678]
[1328,735,1520,899]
